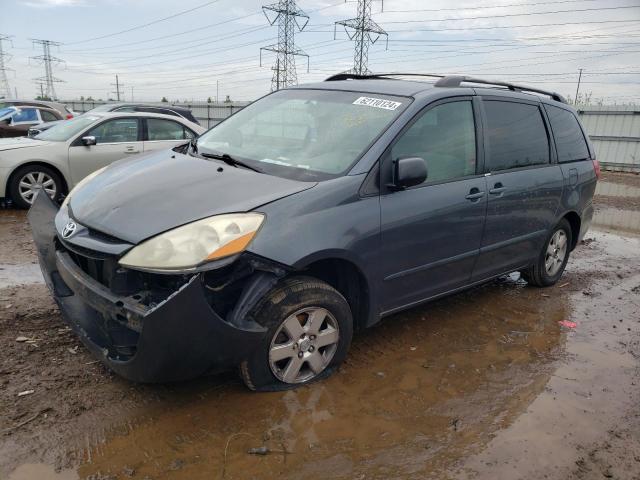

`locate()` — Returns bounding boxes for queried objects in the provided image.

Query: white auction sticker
[352,96,402,110]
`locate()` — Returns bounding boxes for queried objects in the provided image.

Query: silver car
[0,112,204,208]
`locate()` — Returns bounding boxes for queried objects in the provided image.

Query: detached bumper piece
[28,191,268,383]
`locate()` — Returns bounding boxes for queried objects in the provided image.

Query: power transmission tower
[0,35,13,99]
[111,74,124,101]
[30,39,64,100]
[335,0,388,75]
[260,0,309,91]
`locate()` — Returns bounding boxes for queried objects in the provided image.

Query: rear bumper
[28,191,267,383]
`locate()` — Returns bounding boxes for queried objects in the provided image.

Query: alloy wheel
[268,307,340,384]
[545,230,568,276]
[18,171,57,205]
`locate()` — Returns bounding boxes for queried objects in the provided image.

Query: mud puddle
[8,231,625,480]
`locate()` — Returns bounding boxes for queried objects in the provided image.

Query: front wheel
[9,165,64,209]
[521,218,572,287]
[239,276,353,391]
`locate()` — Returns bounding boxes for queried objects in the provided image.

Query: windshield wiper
[200,152,262,173]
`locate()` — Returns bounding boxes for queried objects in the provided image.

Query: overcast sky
[1,0,639,103]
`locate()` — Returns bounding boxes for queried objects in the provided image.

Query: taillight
[592,158,601,180]
[66,114,73,119]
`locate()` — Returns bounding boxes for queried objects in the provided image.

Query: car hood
[68,150,317,244]
[0,137,54,151]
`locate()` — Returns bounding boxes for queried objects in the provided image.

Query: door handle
[465,188,485,201]
[124,146,140,154]
[489,182,506,195]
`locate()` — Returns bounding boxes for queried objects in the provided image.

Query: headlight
[119,213,265,272]
[61,166,107,209]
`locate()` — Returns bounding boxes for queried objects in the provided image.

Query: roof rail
[434,75,567,103]
[325,73,445,82]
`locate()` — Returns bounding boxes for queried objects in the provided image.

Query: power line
[335,0,387,75]
[30,39,64,100]
[261,0,310,91]
[379,5,640,25]
[383,19,640,33]
[383,0,598,13]
[64,0,223,45]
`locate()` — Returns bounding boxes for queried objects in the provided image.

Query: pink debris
[559,320,578,329]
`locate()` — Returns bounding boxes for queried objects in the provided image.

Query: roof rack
[324,72,567,104]
[435,75,567,103]
[325,73,445,82]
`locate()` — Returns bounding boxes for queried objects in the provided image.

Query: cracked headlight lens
[119,213,264,272]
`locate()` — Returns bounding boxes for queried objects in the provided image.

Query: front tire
[9,165,64,209]
[239,276,353,391]
[521,218,572,287]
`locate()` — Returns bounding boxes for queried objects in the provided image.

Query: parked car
[0,105,64,138]
[85,103,200,125]
[1,111,204,208]
[0,99,75,119]
[27,103,201,137]
[28,74,598,390]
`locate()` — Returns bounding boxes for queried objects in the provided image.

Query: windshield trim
[196,88,414,181]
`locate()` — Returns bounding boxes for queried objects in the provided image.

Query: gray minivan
[29,74,598,391]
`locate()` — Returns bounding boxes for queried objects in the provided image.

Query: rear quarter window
[545,105,590,162]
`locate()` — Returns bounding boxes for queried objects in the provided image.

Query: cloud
[21,0,88,7]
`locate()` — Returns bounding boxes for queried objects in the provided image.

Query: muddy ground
[1,173,639,480]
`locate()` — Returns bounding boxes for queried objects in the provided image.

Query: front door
[379,98,487,314]
[472,98,564,281]
[68,117,143,186]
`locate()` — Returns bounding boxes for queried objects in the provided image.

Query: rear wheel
[521,219,572,287]
[9,165,64,209]
[239,276,353,391]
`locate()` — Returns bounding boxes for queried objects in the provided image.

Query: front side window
[147,118,189,140]
[196,89,409,181]
[88,118,139,143]
[484,101,549,171]
[12,108,39,124]
[545,105,590,162]
[391,101,477,185]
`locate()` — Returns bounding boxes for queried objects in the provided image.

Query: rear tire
[239,276,353,391]
[9,165,64,209]
[521,218,572,287]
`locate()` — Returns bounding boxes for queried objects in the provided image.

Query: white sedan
[0,111,205,208]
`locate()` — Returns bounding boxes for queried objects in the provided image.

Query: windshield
[35,115,101,141]
[196,89,409,180]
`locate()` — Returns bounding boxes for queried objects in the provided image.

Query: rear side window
[391,100,477,184]
[40,110,58,122]
[545,105,590,162]
[147,118,191,140]
[484,101,549,171]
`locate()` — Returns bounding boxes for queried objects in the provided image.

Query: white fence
[577,106,640,173]
[64,100,251,128]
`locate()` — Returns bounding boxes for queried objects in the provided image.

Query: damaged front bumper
[28,191,278,383]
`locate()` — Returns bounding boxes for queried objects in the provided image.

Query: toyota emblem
[62,221,77,239]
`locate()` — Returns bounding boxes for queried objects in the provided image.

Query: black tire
[239,276,353,391]
[521,218,573,287]
[9,164,64,209]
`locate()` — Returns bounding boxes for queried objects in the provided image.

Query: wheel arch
[295,254,374,332]
[560,210,581,251]
[6,161,69,201]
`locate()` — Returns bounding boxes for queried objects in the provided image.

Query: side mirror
[390,157,427,190]
[82,136,96,146]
